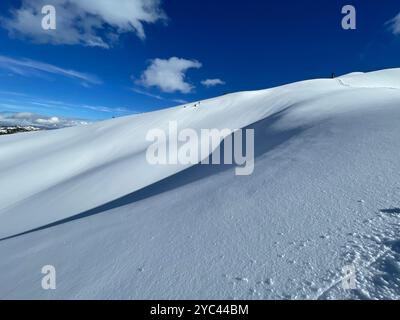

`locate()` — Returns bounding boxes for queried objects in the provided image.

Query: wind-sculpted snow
[337,68,400,89]
[0,74,350,239]
[0,69,400,299]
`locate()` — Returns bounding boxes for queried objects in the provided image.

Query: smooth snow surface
[0,69,400,299]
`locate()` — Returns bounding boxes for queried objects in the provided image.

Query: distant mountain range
[0,111,92,132]
[0,125,42,135]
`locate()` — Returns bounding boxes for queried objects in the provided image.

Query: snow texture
[0,69,400,299]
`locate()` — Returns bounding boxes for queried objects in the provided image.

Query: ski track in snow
[320,207,400,300]
[336,77,400,91]
[316,208,400,300]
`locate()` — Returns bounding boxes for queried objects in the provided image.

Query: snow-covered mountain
[0,126,43,135]
[0,69,399,299]
[0,112,92,130]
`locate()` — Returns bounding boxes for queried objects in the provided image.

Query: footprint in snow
[235,277,249,283]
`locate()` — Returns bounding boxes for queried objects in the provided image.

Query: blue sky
[0,0,400,122]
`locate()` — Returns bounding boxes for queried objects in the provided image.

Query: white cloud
[1,0,166,48]
[11,112,35,119]
[387,13,400,35]
[137,57,202,93]
[201,78,225,87]
[35,116,60,125]
[0,55,101,85]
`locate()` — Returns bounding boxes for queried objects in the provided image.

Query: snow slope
[0,69,400,299]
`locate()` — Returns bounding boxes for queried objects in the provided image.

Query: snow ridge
[0,68,400,299]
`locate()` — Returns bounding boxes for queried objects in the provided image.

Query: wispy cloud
[386,13,400,35]
[136,57,202,94]
[201,78,226,87]
[0,54,102,85]
[1,0,167,48]
[131,87,165,100]
[131,87,188,104]
[79,104,131,114]
[0,91,134,118]
[172,98,188,104]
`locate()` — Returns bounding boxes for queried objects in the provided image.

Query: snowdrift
[0,68,400,299]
